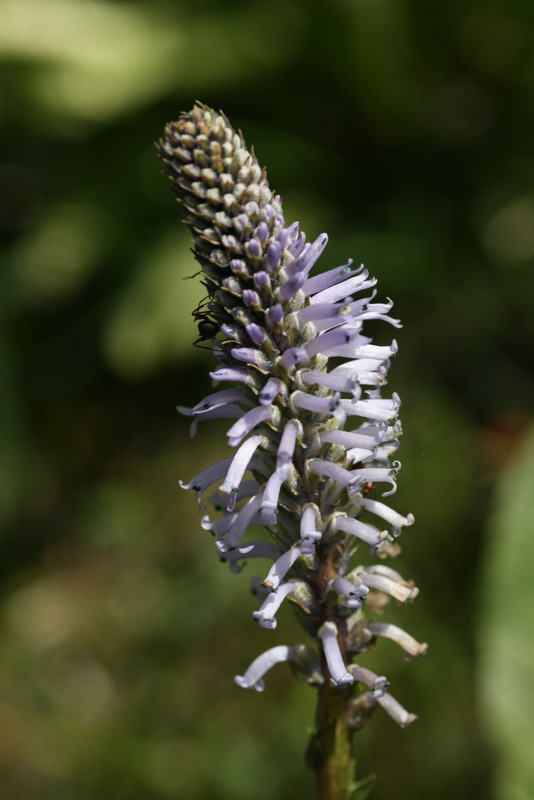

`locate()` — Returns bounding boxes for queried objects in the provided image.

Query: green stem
[308,542,356,799]
[314,674,355,800]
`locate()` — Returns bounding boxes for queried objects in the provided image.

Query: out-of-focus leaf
[102,231,206,377]
[478,423,534,800]
[0,0,181,121]
[10,203,106,304]
[349,773,376,800]
[0,0,301,125]
[0,335,32,527]
[481,193,534,265]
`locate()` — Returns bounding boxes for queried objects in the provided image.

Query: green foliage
[349,774,376,800]
[479,425,534,800]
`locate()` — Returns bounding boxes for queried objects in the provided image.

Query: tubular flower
[158,104,423,733]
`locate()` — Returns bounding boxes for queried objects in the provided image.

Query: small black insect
[192,296,219,349]
[195,317,219,345]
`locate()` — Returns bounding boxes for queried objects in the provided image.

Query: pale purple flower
[158,103,422,729]
[376,693,418,728]
[299,505,322,554]
[318,621,354,686]
[262,545,302,591]
[347,664,388,695]
[333,514,389,548]
[365,622,428,660]
[330,576,369,609]
[235,644,322,691]
[252,581,302,629]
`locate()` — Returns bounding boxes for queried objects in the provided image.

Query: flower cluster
[158,104,426,728]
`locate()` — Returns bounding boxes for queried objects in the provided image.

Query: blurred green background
[1,0,534,798]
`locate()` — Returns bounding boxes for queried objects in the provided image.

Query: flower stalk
[157,103,426,799]
[314,672,355,800]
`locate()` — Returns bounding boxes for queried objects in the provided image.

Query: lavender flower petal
[309,274,377,305]
[308,460,358,488]
[334,515,388,547]
[300,370,356,393]
[219,434,265,510]
[262,545,302,591]
[220,541,280,574]
[253,581,298,629]
[261,470,287,525]
[357,497,415,534]
[235,644,320,691]
[259,378,283,405]
[376,693,417,728]
[347,664,389,696]
[176,388,242,416]
[278,347,310,369]
[349,464,400,497]
[293,391,341,416]
[305,329,358,358]
[300,505,322,554]
[179,457,233,502]
[301,260,359,295]
[285,233,328,280]
[209,366,253,384]
[318,622,354,686]
[201,513,238,536]
[226,406,274,448]
[319,429,380,450]
[216,492,265,552]
[366,622,428,660]
[209,478,259,510]
[358,571,419,604]
[331,576,369,608]
[277,420,299,468]
[339,395,400,422]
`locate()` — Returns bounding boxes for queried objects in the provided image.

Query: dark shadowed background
[1,1,534,798]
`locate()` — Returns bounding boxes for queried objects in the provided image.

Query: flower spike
[158,103,424,786]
